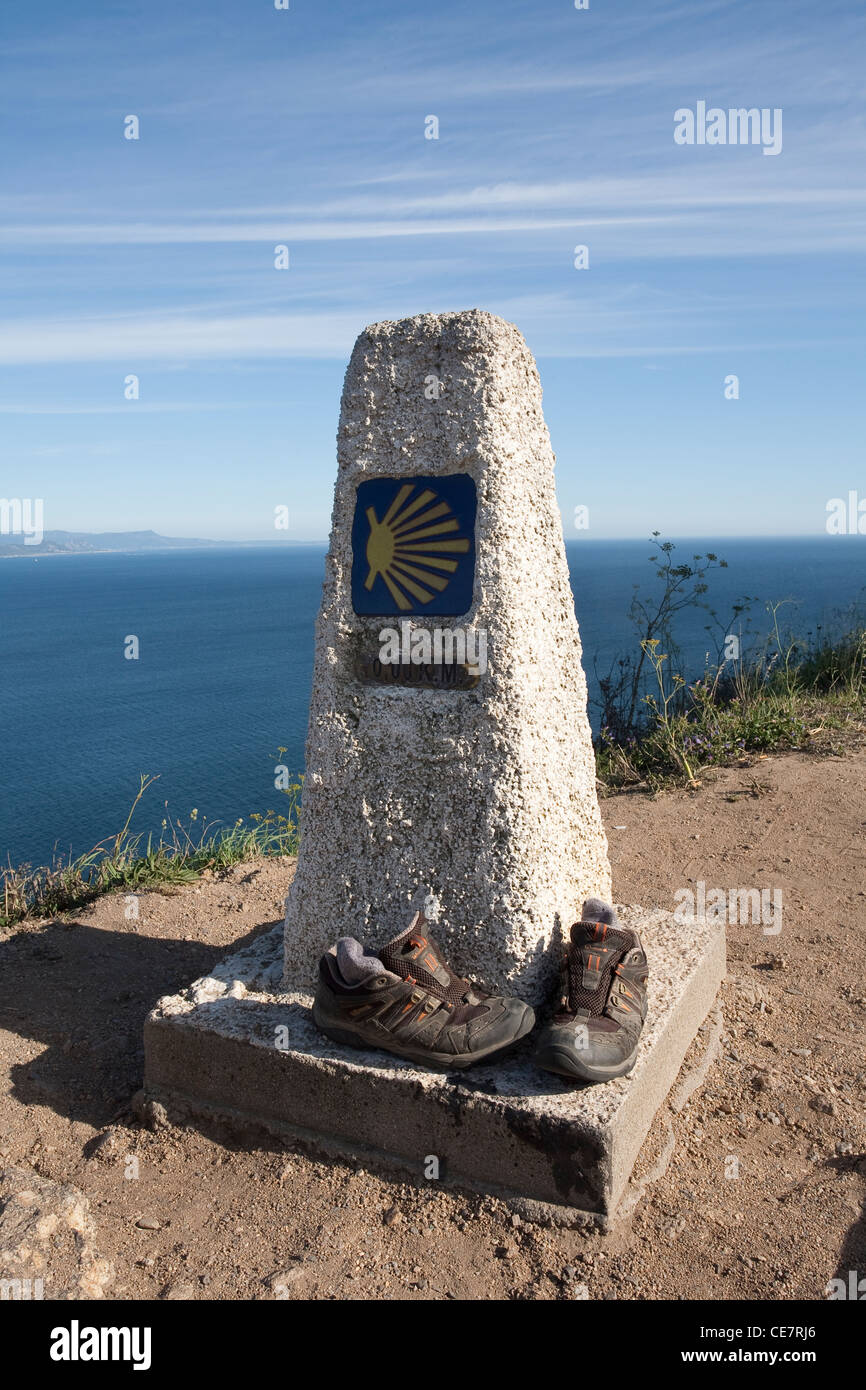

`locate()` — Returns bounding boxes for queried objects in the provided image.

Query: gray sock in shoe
[582,897,619,927]
[335,937,387,986]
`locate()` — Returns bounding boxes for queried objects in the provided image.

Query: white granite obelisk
[283,309,612,999]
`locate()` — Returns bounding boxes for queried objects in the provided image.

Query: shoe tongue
[571,919,632,952]
[567,920,634,1012]
[379,912,454,990]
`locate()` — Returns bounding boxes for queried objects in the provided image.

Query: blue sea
[2,537,863,870]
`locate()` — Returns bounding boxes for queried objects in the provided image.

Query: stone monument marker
[144,309,726,1221]
[284,308,612,999]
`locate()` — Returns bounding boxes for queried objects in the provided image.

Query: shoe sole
[533,1040,639,1084]
[312,1003,536,1072]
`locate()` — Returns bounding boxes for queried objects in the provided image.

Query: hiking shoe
[534,898,648,1083]
[312,911,535,1070]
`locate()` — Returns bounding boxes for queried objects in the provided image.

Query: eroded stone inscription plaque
[352,656,481,690]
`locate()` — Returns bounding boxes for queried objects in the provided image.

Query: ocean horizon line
[3,531,866,557]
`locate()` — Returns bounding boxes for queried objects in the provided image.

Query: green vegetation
[1,771,302,934]
[595,538,866,792]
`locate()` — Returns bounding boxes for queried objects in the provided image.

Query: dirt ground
[1,748,864,1302]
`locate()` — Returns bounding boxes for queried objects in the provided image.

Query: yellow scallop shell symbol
[364,482,470,611]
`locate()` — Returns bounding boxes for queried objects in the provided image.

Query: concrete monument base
[143,907,724,1225]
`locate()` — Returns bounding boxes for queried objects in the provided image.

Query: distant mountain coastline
[0,530,308,557]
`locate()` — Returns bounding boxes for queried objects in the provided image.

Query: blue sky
[1,0,864,540]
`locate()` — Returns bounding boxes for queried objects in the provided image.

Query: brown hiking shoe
[534,898,648,1083]
[312,911,535,1070]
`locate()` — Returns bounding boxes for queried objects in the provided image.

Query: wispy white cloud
[0,311,363,364]
[0,214,664,246]
[1,202,861,261]
[163,177,866,221]
[0,299,853,366]
[3,165,864,260]
[0,2,862,371]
